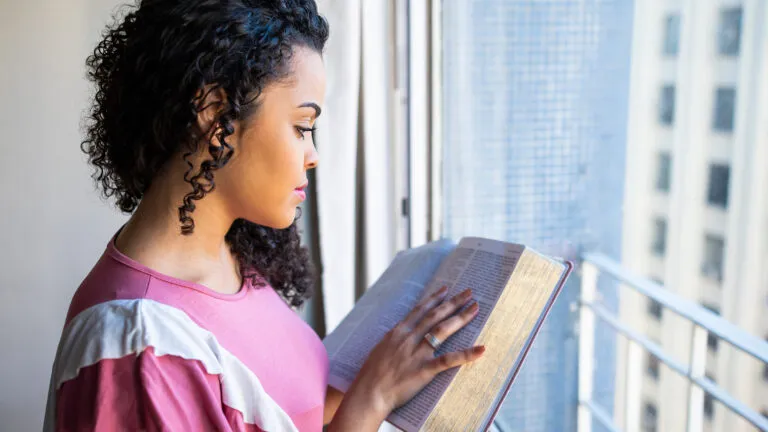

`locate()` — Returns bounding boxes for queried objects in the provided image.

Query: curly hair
[81,0,329,307]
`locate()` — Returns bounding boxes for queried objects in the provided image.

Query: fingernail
[469,302,480,313]
[473,346,486,355]
[438,286,448,294]
[461,288,472,298]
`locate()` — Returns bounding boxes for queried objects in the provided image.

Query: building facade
[617,1,768,431]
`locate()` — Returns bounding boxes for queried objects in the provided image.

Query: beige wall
[0,1,134,429]
[0,2,330,429]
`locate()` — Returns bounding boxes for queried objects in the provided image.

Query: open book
[323,237,573,431]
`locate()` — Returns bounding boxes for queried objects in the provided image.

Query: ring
[423,332,442,350]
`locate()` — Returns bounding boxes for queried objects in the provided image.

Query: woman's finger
[423,346,486,375]
[412,289,474,338]
[417,301,479,354]
[400,286,449,329]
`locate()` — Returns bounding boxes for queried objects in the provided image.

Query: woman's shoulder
[64,239,154,326]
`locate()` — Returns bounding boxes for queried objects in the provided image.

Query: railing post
[686,325,708,432]
[578,262,598,432]
[624,340,643,432]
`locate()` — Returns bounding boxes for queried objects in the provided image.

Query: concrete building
[617,0,768,431]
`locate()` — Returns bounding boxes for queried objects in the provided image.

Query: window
[437,3,635,428]
[704,393,715,420]
[707,164,730,208]
[703,374,716,420]
[659,85,675,125]
[718,7,742,56]
[702,235,725,282]
[707,333,719,351]
[642,402,658,432]
[701,304,721,351]
[656,153,672,192]
[712,87,736,132]
[652,218,667,256]
[663,14,681,56]
[648,299,663,320]
[648,278,664,319]
[646,353,660,380]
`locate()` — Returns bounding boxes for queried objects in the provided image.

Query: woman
[44,1,484,430]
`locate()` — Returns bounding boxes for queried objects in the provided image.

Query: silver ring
[423,332,442,350]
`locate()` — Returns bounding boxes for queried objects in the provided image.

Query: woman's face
[216,46,326,229]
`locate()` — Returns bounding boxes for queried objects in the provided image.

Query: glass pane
[707,164,730,208]
[652,218,667,256]
[702,234,725,282]
[642,402,658,432]
[712,87,736,132]
[718,7,743,56]
[437,1,765,431]
[656,153,672,192]
[663,14,681,56]
[659,85,676,125]
[440,1,634,430]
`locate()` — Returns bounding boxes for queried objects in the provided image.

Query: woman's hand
[328,287,485,431]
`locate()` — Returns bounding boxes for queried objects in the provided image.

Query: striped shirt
[44,234,329,431]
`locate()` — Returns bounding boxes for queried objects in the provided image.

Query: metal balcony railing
[578,252,768,432]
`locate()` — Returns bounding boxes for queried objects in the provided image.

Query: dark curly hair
[81,0,329,307]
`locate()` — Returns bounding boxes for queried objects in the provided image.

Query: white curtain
[315,0,397,333]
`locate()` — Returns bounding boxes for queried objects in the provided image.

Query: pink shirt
[44,234,329,431]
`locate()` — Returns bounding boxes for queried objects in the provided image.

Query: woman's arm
[323,386,345,425]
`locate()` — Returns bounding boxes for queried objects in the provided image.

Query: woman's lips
[294,184,307,201]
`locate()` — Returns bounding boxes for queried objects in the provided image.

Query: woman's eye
[294,126,316,140]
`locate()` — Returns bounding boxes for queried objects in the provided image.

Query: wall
[0,0,134,430]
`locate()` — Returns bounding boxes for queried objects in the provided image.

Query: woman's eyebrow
[297,102,322,118]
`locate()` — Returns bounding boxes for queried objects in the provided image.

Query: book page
[323,239,456,393]
[387,238,525,431]
[420,249,568,431]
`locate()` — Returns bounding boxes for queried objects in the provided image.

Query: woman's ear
[194,84,227,146]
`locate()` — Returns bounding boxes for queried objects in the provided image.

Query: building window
[703,374,716,420]
[707,333,719,351]
[647,353,660,380]
[713,87,736,132]
[642,402,658,432]
[704,394,715,420]
[648,299,663,320]
[656,153,672,192]
[701,304,721,352]
[663,14,681,56]
[707,164,730,208]
[659,85,675,125]
[718,7,742,56]
[652,218,667,256]
[702,235,725,282]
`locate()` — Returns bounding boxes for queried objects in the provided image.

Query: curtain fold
[314,0,396,335]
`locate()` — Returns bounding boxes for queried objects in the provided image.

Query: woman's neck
[115,166,243,295]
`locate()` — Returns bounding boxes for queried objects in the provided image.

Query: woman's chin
[238,213,292,230]
[271,210,301,230]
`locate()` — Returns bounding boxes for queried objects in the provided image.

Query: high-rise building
[617,1,768,431]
